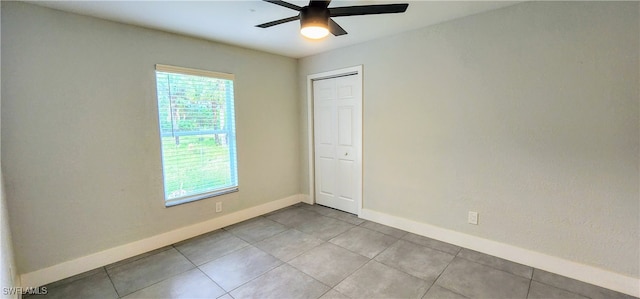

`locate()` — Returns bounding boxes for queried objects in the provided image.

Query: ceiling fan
[256,0,409,39]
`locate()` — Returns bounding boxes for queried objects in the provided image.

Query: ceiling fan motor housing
[257,0,409,38]
[300,6,329,28]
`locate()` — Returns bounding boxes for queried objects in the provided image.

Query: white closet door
[313,74,362,214]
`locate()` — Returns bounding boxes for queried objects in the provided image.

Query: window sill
[165,187,238,207]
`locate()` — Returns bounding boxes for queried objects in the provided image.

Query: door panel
[337,159,354,200]
[337,85,353,98]
[318,157,335,196]
[338,107,353,146]
[316,107,332,145]
[313,73,362,214]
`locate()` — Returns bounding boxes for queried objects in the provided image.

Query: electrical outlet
[216,202,222,213]
[468,211,478,225]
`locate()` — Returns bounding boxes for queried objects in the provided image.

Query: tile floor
[28,203,636,299]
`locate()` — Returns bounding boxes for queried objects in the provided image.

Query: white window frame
[154,64,239,207]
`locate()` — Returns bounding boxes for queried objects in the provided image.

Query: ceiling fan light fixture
[299,6,329,39]
[300,25,329,39]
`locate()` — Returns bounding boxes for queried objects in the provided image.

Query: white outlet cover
[468,211,478,225]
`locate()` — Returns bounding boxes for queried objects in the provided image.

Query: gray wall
[299,1,639,278]
[1,172,17,297]
[1,2,20,296]
[1,2,299,274]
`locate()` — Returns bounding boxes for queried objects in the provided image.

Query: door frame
[306,65,363,216]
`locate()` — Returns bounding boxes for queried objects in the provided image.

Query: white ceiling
[29,1,520,58]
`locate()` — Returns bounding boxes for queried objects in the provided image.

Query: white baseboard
[360,208,639,298]
[20,194,301,289]
[300,193,313,204]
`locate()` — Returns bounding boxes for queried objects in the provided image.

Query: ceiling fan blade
[329,3,408,17]
[256,15,300,28]
[309,0,331,8]
[263,0,302,11]
[328,18,347,36]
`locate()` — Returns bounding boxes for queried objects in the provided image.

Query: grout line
[433,284,470,299]
[316,288,333,299]
[218,262,287,294]
[526,276,533,299]
[226,219,289,244]
[108,234,245,298]
[272,238,324,263]
[365,238,457,298]
[201,243,252,267]
[287,225,351,252]
[357,223,385,235]
[120,267,197,298]
[296,265,333,290]
[172,243,199,267]
[253,228,291,244]
[175,234,252,267]
[528,278,598,299]
[195,245,285,294]
[103,266,122,298]
[359,220,409,238]
[326,254,372,291]
[325,223,358,243]
[112,246,198,298]
[433,255,455,284]
[400,234,462,257]
[299,204,341,218]
[195,266,228,295]
[322,240,369,260]
[369,238,400,261]
[421,285,435,299]
[37,267,104,292]
[453,253,533,280]
[369,239,442,284]
[428,258,456,296]
[105,245,174,270]
[321,208,362,224]
[222,215,266,233]
[175,244,198,268]
[453,245,462,256]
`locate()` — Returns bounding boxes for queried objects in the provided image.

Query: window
[154,64,238,206]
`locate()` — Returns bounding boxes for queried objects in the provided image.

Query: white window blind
[155,64,238,206]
